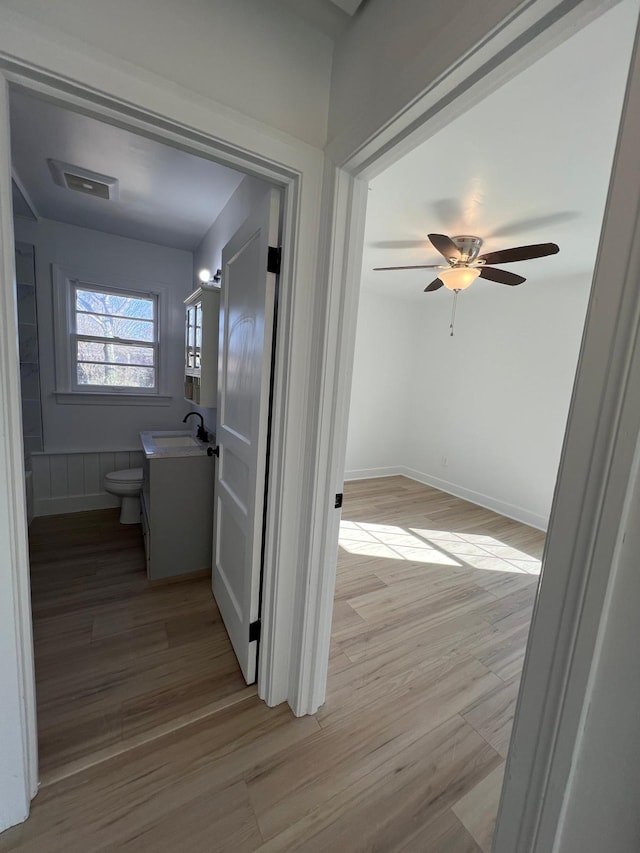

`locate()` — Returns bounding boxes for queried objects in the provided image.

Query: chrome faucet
[183,411,209,442]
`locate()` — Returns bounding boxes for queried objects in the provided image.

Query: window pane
[76,313,154,342]
[77,363,155,388]
[77,341,155,366]
[76,288,153,320]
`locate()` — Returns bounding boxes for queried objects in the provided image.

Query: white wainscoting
[31,450,144,517]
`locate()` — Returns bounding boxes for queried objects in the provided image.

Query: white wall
[13,217,193,452]
[328,0,531,158]
[344,288,413,477]
[188,175,273,434]
[0,0,333,148]
[345,273,591,528]
[554,435,640,851]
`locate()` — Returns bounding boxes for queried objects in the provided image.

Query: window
[71,284,158,391]
[52,266,172,406]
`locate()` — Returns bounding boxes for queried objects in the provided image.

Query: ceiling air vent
[47,159,119,201]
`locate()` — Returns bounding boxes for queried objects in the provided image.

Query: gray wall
[14,241,42,467]
[13,217,193,452]
[555,438,640,851]
[328,0,567,158]
[187,175,273,438]
[1,0,333,147]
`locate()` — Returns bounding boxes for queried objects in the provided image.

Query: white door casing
[0,77,38,832]
[213,188,280,684]
[0,27,322,828]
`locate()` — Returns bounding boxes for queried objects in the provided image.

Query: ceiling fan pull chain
[450,290,459,337]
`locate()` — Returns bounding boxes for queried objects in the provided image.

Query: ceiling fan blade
[477,242,559,265]
[373,264,446,271]
[479,267,526,286]
[428,233,462,262]
[424,278,444,292]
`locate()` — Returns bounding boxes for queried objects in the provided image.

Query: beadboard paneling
[31,451,144,516]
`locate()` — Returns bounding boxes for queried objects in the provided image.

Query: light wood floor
[27,509,252,783]
[0,478,543,852]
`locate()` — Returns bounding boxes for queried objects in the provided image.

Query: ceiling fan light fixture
[437,266,481,290]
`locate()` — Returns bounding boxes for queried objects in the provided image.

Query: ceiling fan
[374,233,560,292]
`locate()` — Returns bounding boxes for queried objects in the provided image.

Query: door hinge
[335,493,343,509]
[267,246,282,275]
[249,619,261,643]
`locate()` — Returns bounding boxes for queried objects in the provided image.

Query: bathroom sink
[140,430,213,459]
[151,435,199,447]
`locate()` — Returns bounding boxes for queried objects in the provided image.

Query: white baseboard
[401,467,548,531]
[34,493,120,517]
[344,465,548,531]
[344,466,404,481]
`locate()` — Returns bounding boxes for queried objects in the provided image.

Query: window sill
[54,392,173,407]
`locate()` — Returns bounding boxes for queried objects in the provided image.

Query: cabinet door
[186,305,195,369]
[194,302,202,369]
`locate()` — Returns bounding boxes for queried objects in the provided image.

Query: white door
[213,188,281,684]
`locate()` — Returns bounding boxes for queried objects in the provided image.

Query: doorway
[326,2,639,850]
[9,87,282,782]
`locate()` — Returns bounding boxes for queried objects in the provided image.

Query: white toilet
[103,467,143,524]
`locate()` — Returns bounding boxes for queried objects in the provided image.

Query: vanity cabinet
[141,453,215,581]
[184,285,220,407]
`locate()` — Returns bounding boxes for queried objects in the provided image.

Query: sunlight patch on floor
[338,520,542,575]
[339,521,461,566]
[411,528,542,575]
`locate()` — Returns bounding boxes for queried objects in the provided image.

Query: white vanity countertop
[140,430,216,459]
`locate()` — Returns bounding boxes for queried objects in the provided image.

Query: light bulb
[198,268,212,283]
[437,266,481,291]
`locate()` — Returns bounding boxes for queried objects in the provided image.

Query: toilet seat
[105,467,143,486]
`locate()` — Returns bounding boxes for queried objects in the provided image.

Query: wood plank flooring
[27,509,252,783]
[0,478,543,852]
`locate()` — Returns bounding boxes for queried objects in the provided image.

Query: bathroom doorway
[9,86,282,782]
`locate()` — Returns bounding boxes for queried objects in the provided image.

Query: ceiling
[327,0,363,13]
[9,90,245,251]
[277,0,364,38]
[363,0,639,300]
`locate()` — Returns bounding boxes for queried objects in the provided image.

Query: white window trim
[52,265,173,406]
[71,280,158,394]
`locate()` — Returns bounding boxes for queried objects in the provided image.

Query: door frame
[1,2,639,849]
[303,4,640,853]
[0,16,327,829]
